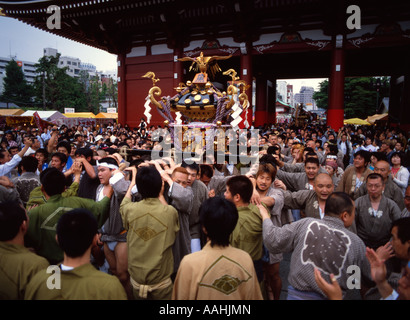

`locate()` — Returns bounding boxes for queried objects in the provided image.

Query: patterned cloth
[172,242,263,300]
[12,172,41,207]
[263,216,372,298]
[354,176,405,210]
[120,197,179,300]
[25,194,110,264]
[167,182,194,273]
[354,194,402,249]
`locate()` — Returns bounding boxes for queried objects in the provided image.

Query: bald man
[354,160,405,211]
[282,173,334,219]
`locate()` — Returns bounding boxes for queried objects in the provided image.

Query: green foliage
[31,54,118,113]
[78,71,107,113]
[312,79,329,110]
[0,59,34,107]
[313,77,390,119]
[33,53,86,111]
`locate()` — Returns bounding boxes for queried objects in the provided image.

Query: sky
[0,15,118,74]
[0,14,326,92]
[281,78,326,93]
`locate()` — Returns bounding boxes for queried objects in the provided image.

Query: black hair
[324,192,354,217]
[200,164,213,179]
[371,151,387,162]
[259,154,278,168]
[35,148,48,158]
[57,140,71,154]
[305,157,320,167]
[97,157,118,168]
[354,149,371,164]
[41,167,66,196]
[199,197,238,247]
[267,145,280,155]
[0,149,8,160]
[305,151,318,159]
[136,166,162,199]
[51,152,67,166]
[391,217,410,244]
[391,151,405,164]
[0,202,27,241]
[226,175,253,204]
[56,208,98,258]
[104,147,117,155]
[327,143,339,154]
[181,161,200,174]
[75,147,93,159]
[18,156,38,174]
[366,172,384,184]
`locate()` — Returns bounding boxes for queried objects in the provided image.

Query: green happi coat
[120,197,179,300]
[25,194,110,264]
[25,182,80,211]
[0,242,49,300]
[230,204,264,261]
[24,263,127,300]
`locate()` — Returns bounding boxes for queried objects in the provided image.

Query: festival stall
[21,110,66,122]
[343,118,371,125]
[0,109,25,116]
[95,112,118,125]
[366,113,389,125]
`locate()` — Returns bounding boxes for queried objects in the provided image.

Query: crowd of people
[0,118,409,300]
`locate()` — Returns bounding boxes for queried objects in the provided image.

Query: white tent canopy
[21,110,66,122]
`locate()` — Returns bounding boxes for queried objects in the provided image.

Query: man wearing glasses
[354,160,405,211]
[354,173,402,250]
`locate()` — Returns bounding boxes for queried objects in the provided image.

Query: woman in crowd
[391,151,410,196]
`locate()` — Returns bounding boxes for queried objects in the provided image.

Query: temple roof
[1,0,410,54]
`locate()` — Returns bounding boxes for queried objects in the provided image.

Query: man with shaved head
[354,173,402,250]
[354,160,405,211]
[281,173,334,219]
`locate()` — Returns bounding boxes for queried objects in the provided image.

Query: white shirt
[0,154,22,178]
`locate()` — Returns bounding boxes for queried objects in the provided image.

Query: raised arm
[47,127,58,155]
[17,137,32,158]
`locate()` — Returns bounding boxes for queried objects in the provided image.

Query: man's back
[24,263,127,300]
[25,194,110,264]
[0,242,49,299]
[189,179,208,241]
[263,216,371,298]
[13,172,41,207]
[172,243,263,300]
[230,204,263,261]
[120,197,179,284]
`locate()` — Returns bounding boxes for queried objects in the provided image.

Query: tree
[312,79,328,110]
[312,77,390,119]
[0,59,34,108]
[33,53,86,112]
[106,78,118,109]
[78,71,105,113]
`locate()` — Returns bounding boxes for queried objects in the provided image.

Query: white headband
[96,160,119,170]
